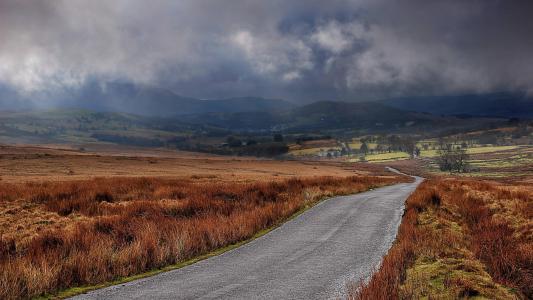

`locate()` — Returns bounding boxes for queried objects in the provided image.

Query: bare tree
[436,145,470,173]
[360,142,369,155]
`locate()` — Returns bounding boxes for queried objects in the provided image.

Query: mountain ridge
[179,100,502,133]
[381,92,533,119]
[0,82,296,117]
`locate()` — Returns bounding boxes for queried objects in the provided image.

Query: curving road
[74,175,423,300]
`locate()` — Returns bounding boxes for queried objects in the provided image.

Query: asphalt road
[73,175,423,300]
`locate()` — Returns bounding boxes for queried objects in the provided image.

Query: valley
[1,94,532,299]
[1,2,533,299]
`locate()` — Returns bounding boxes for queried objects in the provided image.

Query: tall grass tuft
[0,175,403,299]
[350,179,532,299]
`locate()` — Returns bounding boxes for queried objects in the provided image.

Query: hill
[382,92,533,119]
[288,101,433,131]
[0,82,295,117]
[0,109,205,145]
[179,101,502,133]
[0,101,505,147]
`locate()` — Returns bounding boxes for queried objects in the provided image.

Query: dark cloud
[0,0,532,103]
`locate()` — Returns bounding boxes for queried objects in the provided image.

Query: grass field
[352,145,530,170]
[1,135,530,299]
[288,139,340,156]
[288,138,381,157]
[419,145,521,158]
[425,145,533,180]
[0,144,405,299]
[0,144,391,183]
[348,141,378,150]
[291,134,528,164]
[289,146,341,156]
[361,152,411,162]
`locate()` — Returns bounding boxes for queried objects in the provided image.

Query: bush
[436,146,470,173]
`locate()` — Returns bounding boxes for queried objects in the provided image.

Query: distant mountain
[199,97,296,114]
[180,101,498,133]
[0,81,296,116]
[1,81,512,135]
[288,101,432,130]
[381,92,533,119]
[1,101,506,146]
[72,82,296,116]
[0,84,31,110]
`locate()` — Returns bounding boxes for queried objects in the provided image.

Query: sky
[1,0,533,103]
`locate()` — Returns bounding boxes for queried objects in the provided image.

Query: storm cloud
[1,0,532,102]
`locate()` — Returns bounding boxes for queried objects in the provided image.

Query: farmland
[420,146,533,180]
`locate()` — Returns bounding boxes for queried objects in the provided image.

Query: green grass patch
[466,145,519,154]
[351,152,410,162]
[420,145,522,158]
[289,146,340,156]
[401,258,517,299]
[348,142,378,150]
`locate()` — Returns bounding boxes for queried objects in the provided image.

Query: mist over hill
[0,87,516,155]
[178,100,503,134]
[0,81,528,143]
[0,82,295,117]
[2,79,531,121]
[382,92,533,119]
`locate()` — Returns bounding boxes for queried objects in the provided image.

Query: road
[73,175,423,300]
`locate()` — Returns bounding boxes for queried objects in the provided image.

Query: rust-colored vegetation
[0,175,403,299]
[350,179,532,299]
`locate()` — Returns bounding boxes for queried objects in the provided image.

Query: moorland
[1,92,532,299]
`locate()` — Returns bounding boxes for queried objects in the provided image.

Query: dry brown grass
[350,178,532,300]
[377,159,434,178]
[0,173,405,299]
[0,144,390,183]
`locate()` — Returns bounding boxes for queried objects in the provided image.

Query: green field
[290,147,341,156]
[426,145,532,178]
[290,142,527,162]
[347,145,529,165]
[348,142,378,150]
[419,145,520,158]
[350,152,411,162]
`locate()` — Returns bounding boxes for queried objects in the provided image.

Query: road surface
[74,175,423,300]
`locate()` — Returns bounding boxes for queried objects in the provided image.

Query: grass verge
[350,178,532,299]
[42,188,338,299]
